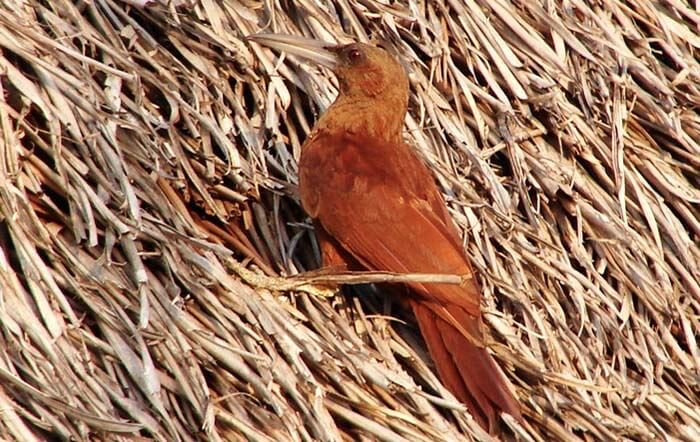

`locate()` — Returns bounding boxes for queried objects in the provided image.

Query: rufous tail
[411,300,521,431]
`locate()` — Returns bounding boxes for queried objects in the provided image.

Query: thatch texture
[1,0,699,440]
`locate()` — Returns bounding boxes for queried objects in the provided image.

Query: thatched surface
[1,0,699,440]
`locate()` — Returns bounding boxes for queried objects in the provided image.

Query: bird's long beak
[246,33,338,69]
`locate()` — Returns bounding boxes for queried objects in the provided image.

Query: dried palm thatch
[0,0,699,440]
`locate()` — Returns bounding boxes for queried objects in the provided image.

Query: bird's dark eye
[346,48,362,62]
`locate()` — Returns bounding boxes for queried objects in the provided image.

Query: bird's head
[247,33,408,103]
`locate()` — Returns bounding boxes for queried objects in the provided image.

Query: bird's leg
[314,222,362,273]
[286,223,361,293]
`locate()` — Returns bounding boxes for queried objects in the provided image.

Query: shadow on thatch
[0,0,699,440]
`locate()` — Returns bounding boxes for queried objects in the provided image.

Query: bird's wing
[299,132,481,318]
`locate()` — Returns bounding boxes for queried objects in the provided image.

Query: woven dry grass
[1,0,699,440]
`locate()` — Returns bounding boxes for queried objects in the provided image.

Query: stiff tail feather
[412,301,521,431]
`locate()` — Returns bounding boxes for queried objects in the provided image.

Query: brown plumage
[248,34,521,432]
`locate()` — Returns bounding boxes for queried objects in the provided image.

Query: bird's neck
[314,94,407,143]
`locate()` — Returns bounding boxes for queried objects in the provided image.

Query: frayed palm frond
[0,1,698,440]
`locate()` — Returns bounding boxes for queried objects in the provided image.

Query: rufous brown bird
[248,34,521,431]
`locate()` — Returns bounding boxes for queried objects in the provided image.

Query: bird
[248,33,521,432]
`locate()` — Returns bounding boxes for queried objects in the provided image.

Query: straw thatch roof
[1,0,699,440]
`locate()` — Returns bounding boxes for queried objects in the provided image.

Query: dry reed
[0,0,699,441]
